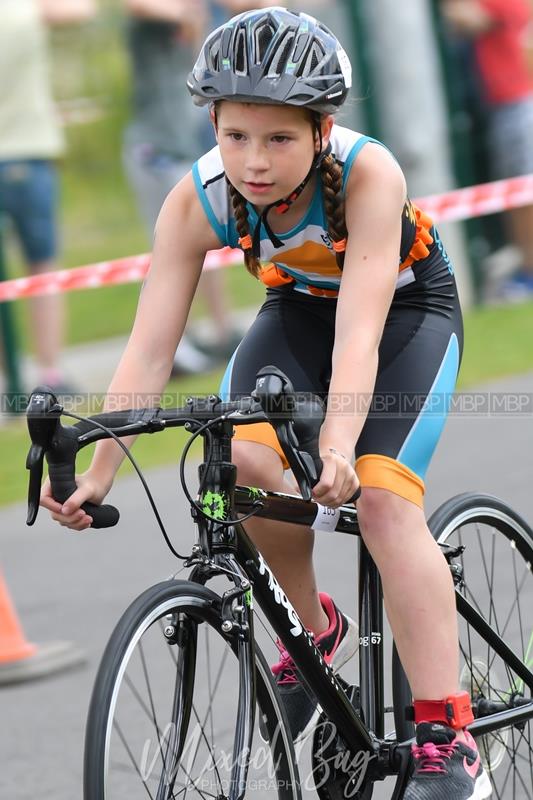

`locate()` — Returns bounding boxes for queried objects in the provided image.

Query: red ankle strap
[411,691,474,729]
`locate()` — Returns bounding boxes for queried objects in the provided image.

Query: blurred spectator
[0,0,96,392]
[123,0,242,375]
[441,0,533,301]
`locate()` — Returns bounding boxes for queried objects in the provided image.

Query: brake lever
[253,366,315,501]
[26,387,62,525]
[254,369,360,505]
[26,444,44,526]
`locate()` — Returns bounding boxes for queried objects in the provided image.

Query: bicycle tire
[392,492,533,799]
[84,579,301,800]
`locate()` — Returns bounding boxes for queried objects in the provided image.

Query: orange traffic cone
[0,570,86,686]
[0,570,37,664]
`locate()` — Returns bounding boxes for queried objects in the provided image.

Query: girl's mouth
[244,182,274,195]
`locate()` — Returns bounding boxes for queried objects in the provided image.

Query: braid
[319,153,348,269]
[228,183,262,279]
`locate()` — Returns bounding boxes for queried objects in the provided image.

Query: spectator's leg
[508,203,533,273]
[28,258,66,385]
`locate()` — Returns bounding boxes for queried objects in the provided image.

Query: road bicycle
[25,365,533,799]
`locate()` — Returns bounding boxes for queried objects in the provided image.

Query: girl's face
[215,102,333,207]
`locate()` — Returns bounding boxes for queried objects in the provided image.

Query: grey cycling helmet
[187,7,352,114]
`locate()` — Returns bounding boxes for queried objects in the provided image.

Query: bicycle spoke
[124,673,167,738]
[184,643,230,796]
[139,639,173,790]
[114,718,158,800]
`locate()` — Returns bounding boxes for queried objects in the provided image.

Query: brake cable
[179,414,265,526]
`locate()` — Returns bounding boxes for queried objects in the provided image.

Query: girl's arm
[314,144,406,504]
[90,175,220,478]
[41,173,223,522]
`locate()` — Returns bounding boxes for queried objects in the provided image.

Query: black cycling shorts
[220,239,463,507]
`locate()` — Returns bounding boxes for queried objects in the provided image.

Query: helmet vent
[300,42,324,76]
[208,38,221,72]
[268,31,295,76]
[235,28,247,75]
[188,8,349,113]
[255,22,275,62]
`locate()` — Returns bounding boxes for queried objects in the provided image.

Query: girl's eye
[272,136,290,144]
[229,133,245,142]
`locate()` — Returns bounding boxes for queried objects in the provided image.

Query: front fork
[190,553,257,800]
[222,573,257,800]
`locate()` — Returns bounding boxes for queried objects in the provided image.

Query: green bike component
[201,491,228,521]
[510,630,533,695]
[244,588,253,609]
[247,487,262,501]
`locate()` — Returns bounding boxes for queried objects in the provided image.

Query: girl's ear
[321,114,335,146]
[315,114,335,153]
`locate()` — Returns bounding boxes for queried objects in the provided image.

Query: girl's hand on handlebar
[40,472,111,531]
[312,449,359,507]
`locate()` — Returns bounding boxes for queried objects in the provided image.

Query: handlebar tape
[47,430,119,529]
[47,460,120,529]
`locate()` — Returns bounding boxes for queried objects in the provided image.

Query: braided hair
[318,153,347,270]
[228,183,262,279]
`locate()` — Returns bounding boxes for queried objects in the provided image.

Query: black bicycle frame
[233,483,533,737]
[192,427,389,772]
[190,423,533,790]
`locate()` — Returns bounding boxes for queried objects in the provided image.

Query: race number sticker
[337,47,352,88]
[312,504,341,532]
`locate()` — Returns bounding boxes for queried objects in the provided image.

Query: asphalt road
[1,372,533,799]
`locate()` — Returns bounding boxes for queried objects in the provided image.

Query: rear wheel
[393,493,533,799]
[84,580,301,800]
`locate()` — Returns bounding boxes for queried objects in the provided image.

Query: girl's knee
[357,487,423,539]
[232,440,285,490]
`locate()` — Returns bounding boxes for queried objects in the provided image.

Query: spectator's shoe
[171,335,218,377]
[499,271,533,303]
[190,330,243,363]
[403,722,492,799]
[269,593,358,743]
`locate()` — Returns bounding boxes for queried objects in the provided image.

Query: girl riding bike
[41,8,491,799]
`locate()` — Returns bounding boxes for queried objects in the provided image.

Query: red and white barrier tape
[0,247,240,303]
[1,173,532,303]
[415,174,533,223]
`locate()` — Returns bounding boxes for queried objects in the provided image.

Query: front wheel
[84,580,301,800]
[393,493,533,799]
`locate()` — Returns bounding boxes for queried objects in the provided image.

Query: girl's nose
[245,143,270,173]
